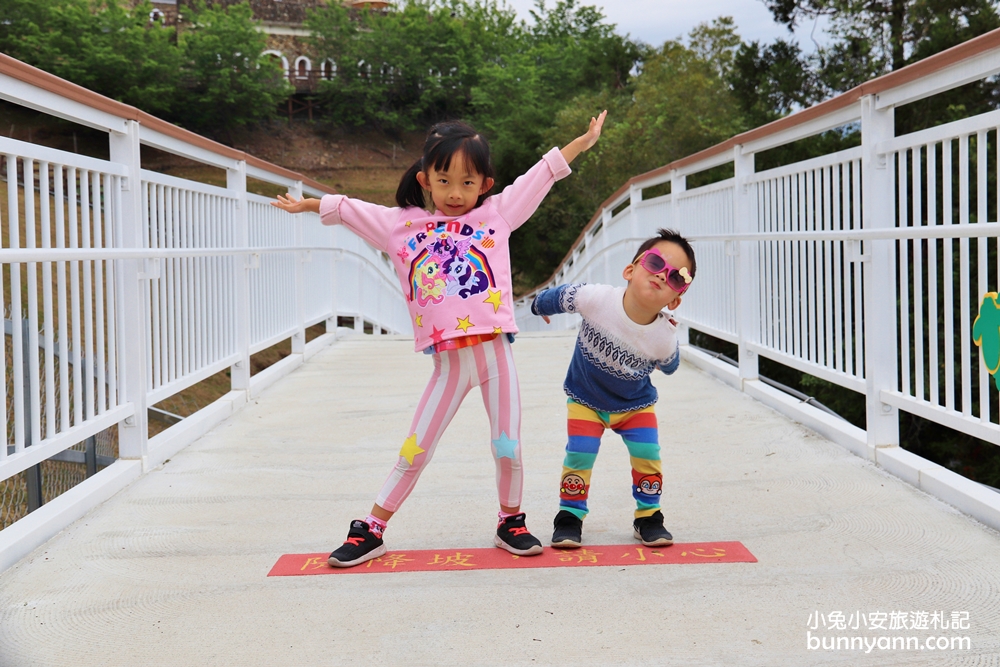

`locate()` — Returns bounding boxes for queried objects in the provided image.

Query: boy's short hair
[632,229,696,276]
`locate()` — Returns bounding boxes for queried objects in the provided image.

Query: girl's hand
[560,110,607,164]
[271,194,321,214]
[578,109,607,152]
[542,315,551,324]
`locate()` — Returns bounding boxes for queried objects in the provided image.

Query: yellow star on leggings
[399,434,425,465]
[483,289,504,313]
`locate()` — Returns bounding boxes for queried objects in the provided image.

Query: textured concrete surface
[2,331,1000,666]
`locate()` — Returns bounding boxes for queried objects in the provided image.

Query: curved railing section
[0,54,409,570]
[515,29,1000,531]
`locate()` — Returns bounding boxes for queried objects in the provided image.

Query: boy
[530,228,696,548]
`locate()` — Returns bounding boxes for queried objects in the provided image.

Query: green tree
[728,39,816,128]
[762,0,1000,89]
[176,1,291,135]
[307,0,520,132]
[0,0,183,117]
[509,21,744,290]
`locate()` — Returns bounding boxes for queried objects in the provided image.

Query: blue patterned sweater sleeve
[656,346,680,375]
[531,283,582,317]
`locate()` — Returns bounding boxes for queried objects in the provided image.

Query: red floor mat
[268,541,756,576]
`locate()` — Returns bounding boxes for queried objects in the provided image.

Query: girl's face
[416,150,495,217]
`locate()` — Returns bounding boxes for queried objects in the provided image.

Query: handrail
[0,53,335,196]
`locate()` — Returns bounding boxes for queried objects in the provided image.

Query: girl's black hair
[395,121,496,210]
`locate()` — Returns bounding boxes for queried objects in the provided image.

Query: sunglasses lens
[642,252,665,273]
[666,272,688,292]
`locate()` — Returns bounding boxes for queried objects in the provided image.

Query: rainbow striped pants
[559,399,662,519]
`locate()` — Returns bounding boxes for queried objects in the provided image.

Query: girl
[272,111,606,567]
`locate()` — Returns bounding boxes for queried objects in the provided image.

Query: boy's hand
[271,194,320,214]
[542,315,551,324]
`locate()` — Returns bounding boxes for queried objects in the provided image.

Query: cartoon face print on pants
[635,473,662,496]
[560,473,587,500]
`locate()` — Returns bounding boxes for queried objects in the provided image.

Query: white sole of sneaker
[494,535,544,556]
[550,538,582,549]
[633,529,673,547]
[328,543,387,568]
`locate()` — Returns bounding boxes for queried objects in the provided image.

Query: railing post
[671,170,689,344]
[734,145,759,384]
[860,94,900,451]
[290,180,306,353]
[228,161,251,392]
[327,244,339,335]
[670,170,686,228]
[108,120,149,465]
[629,183,641,240]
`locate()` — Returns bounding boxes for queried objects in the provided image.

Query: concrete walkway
[1,331,999,666]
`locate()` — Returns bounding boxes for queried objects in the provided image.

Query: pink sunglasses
[637,248,694,294]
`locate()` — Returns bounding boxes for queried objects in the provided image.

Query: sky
[501,0,833,53]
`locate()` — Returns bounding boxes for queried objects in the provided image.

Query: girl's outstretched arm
[271,194,321,214]
[560,110,607,164]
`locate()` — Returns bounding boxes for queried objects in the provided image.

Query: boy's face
[416,149,495,217]
[622,240,691,312]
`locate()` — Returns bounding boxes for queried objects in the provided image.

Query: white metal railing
[0,54,411,569]
[514,30,1000,527]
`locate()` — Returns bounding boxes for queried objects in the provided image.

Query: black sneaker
[551,510,583,549]
[495,513,543,556]
[328,520,387,568]
[633,511,673,547]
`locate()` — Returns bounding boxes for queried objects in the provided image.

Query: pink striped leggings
[376,335,523,512]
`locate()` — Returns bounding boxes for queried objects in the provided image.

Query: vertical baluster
[823,165,834,370]
[55,165,70,432]
[139,181,151,391]
[898,150,911,396]
[197,194,207,370]
[208,197,218,365]
[792,172,801,359]
[977,130,989,422]
[181,192,195,375]
[833,163,845,374]
[170,187,180,384]
[149,183,162,390]
[105,174,119,410]
[24,158,42,446]
[40,162,56,438]
[943,139,956,411]
[913,146,925,402]
[852,158,864,378]
[68,167,83,427]
[8,155,25,451]
[805,169,816,363]
[959,134,972,416]
[927,142,939,407]
[81,171,95,420]
[762,180,772,350]
[93,173,107,414]
[778,177,788,355]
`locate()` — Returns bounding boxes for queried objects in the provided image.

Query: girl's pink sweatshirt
[319,147,571,352]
